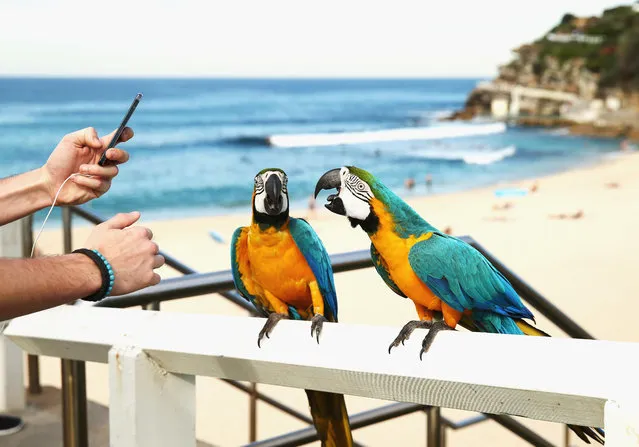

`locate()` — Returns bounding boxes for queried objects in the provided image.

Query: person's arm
[0,254,101,320]
[0,126,133,226]
[0,168,52,226]
[0,211,165,321]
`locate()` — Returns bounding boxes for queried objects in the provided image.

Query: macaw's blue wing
[370,244,407,298]
[289,217,339,322]
[407,233,535,329]
[230,227,269,318]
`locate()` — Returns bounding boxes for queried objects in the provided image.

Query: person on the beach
[0,126,165,321]
[404,177,415,190]
[307,194,317,219]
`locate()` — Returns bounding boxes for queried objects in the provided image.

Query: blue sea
[0,77,623,225]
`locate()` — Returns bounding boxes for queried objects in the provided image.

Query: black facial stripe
[255,176,265,193]
[345,183,370,201]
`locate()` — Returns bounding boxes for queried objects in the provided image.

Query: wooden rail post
[109,345,196,447]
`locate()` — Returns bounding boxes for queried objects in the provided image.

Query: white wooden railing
[4,305,639,446]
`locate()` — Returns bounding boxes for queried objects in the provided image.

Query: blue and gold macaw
[231,168,353,447]
[314,165,604,445]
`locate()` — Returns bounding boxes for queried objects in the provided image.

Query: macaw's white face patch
[254,170,289,215]
[337,167,374,221]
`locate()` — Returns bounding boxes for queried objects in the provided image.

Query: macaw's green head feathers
[314,166,433,236]
[253,168,289,227]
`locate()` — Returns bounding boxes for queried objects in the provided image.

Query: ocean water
[0,77,623,225]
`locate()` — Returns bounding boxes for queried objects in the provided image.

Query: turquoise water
[0,77,622,224]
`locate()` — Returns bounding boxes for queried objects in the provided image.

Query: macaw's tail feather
[305,390,353,447]
[514,319,551,337]
[568,425,605,445]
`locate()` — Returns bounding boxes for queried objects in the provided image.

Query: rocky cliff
[446,3,639,139]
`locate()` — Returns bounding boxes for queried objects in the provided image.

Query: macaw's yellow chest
[246,224,315,308]
[368,201,442,311]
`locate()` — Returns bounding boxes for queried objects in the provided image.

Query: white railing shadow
[4,305,639,446]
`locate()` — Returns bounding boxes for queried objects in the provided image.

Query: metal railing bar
[222,379,313,424]
[446,414,487,430]
[488,414,556,447]
[94,270,246,309]
[70,206,198,276]
[60,207,88,447]
[243,403,435,447]
[426,407,444,447]
[21,214,42,394]
[94,251,374,310]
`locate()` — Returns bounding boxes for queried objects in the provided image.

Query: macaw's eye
[357,182,365,190]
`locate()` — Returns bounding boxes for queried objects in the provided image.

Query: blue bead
[109,275,114,281]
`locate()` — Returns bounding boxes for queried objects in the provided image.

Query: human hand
[40,126,134,206]
[83,211,165,296]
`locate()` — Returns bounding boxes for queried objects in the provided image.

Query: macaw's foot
[257,313,288,348]
[388,320,433,354]
[419,320,455,360]
[310,314,328,344]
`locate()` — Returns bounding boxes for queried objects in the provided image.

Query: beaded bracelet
[73,248,115,301]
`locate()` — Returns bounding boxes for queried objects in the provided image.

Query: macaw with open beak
[313,165,604,445]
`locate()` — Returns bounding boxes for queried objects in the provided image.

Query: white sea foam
[267,122,507,148]
[408,145,516,165]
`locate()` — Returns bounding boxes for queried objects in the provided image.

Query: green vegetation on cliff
[505,3,639,92]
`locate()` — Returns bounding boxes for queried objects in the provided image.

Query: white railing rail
[4,305,639,446]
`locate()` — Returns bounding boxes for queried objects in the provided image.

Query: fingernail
[80,165,89,174]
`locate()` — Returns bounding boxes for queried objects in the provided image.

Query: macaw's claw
[420,320,455,360]
[310,314,328,344]
[257,313,288,348]
[388,320,433,354]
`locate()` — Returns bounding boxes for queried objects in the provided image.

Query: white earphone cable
[31,173,83,258]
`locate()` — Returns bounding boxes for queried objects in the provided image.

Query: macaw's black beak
[314,168,346,216]
[325,195,346,216]
[314,168,341,198]
[265,175,283,215]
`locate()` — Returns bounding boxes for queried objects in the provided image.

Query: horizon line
[0,74,494,81]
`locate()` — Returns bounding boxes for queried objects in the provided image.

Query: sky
[0,0,630,78]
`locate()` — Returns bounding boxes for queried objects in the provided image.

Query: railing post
[249,382,258,442]
[0,218,27,413]
[60,207,89,447]
[426,407,444,447]
[109,345,195,447]
[20,214,42,395]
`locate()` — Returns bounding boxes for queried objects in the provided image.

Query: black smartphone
[97,93,143,166]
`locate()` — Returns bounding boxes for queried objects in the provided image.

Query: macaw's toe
[419,320,455,360]
[257,313,288,347]
[388,320,433,354]
[310,314,328,344]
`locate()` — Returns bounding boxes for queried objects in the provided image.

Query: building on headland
[546,32,603,45]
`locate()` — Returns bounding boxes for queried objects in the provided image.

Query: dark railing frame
[23,204,597,447]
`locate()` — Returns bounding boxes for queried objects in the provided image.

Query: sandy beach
[27,151,639,446]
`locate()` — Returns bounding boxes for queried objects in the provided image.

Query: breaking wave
[408,145,517,165]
